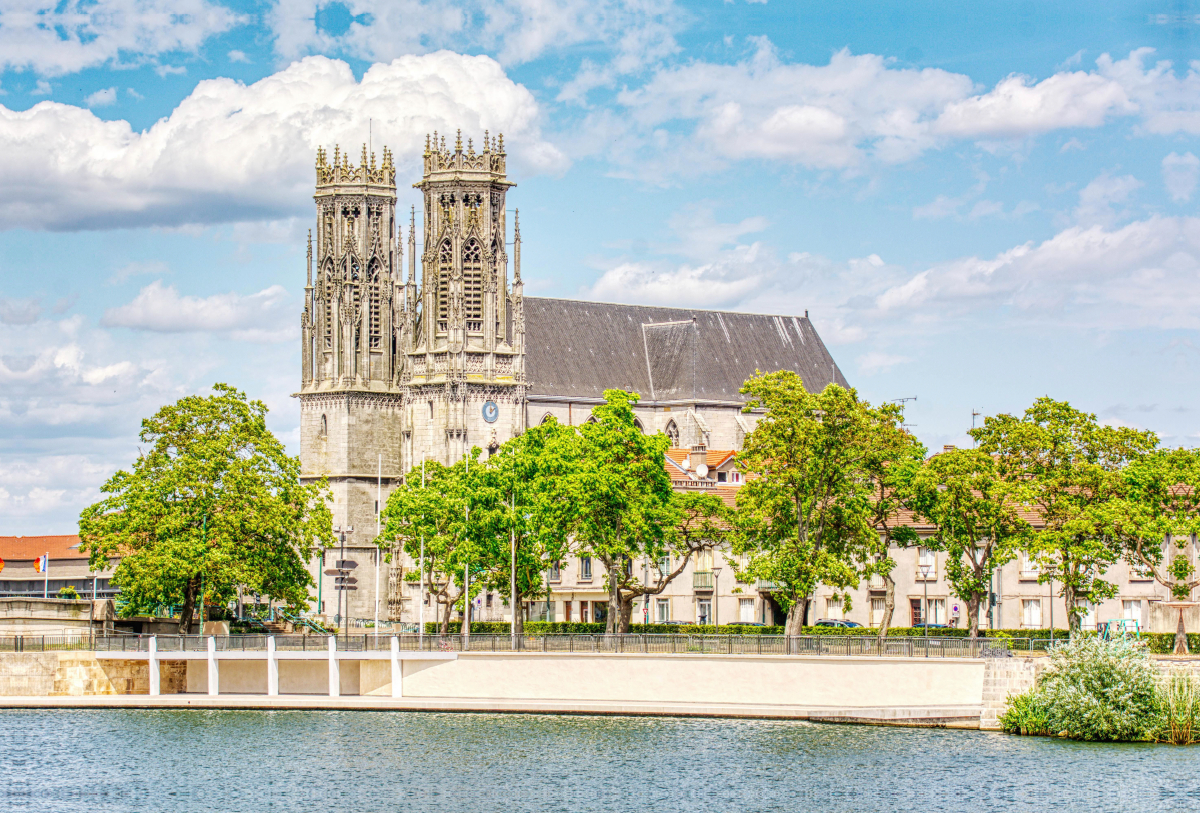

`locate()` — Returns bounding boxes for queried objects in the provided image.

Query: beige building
[0,535,117,601]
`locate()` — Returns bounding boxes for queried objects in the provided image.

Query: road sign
[335,585,358,591]
[335,560,358,570]
[335,577,358,586]
[323,568,343,576]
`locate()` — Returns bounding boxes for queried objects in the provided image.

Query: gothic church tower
[299,145,404,542]
[399,130,525,468]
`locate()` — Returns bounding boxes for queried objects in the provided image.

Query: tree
[859,405,924,639]
[972,398,1158,633]
[380,455,475,634]
[78,383,333,634]
[908,449,1031,637]
[733,372,889,635]
[468,419,577,636]
[554,389,681,634]
[1107,447,1200,653]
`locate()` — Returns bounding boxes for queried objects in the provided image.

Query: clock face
[482,400,499,423]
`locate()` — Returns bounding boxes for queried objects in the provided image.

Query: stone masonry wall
[980,655,1044,730]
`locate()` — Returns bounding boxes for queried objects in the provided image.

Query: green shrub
[56,586,80,599]
[1155,670,1200,745]
[1001,638,1160,741]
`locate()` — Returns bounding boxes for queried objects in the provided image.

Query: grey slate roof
[522,298,850,402]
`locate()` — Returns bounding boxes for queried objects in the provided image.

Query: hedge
[418,621,1088,639]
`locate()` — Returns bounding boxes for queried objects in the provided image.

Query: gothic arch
[540,412,555,426]
[320,414,328,437]
[585,415,598,425]
[437,238,453,331]
[633,418,645,434]
[665,419,680,446]
[462,237,484,331]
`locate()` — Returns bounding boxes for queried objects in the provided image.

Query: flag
[0,555,5,575]
[34,554,48,573]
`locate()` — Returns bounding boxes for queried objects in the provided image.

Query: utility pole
[971,409,982,447]
[375,454,381,639]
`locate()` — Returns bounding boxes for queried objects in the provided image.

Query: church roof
[522,298,849,402]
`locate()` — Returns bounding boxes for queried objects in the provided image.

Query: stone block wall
[980,656,1043,730]
[0,653,59,696]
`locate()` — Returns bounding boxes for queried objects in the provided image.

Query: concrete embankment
[0,650,1046,729]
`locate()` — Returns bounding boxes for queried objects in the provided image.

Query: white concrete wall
[401,653,985,708]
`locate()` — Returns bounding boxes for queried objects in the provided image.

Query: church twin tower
[298,131,526,541]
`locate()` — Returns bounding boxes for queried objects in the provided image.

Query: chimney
[689,444,708,474]
[943,444,956,453]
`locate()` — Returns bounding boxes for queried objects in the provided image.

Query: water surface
[1,710,1197,812]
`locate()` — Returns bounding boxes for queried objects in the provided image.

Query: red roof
[0,535,87,561]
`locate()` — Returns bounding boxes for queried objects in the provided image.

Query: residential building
[0,535,117,600]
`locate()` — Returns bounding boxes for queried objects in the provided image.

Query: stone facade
[296,132,850,625]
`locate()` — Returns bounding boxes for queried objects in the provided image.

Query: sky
[0,0,1197,533]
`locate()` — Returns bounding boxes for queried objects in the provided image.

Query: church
[296,131,848,623]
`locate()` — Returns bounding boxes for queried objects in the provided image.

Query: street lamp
[712,566,722,628]
[918,560,932,658]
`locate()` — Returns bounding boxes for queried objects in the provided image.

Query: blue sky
[0,0,1197,532]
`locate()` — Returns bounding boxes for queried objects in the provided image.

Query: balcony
[754,579,779,592]
[693,571,714,590]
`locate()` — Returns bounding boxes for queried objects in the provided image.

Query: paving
[0,693,983,727]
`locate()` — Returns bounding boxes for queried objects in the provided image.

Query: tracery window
[437,239,452,332]
[665,420,680,446]
[463,238,483,332]
[367,260,381,350]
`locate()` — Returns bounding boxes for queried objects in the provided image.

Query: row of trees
[75,378,1200,644]
[380,390,731,635]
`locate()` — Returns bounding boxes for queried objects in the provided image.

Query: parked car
[815,619,862,628]
[911,623,949,630]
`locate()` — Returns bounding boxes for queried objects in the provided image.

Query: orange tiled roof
[665,448,737,469]
[0,535,87,561]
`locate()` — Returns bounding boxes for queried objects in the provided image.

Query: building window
[917,547,935,579]
[462,238,483,332]
[871,597,886,627]
[910,598,923,626]
[580,601,590,623]
[717,471,727,482]
[319,414,328,437]
[580,557,592,581]
[729,471,742,484]
[1076,600,1097,631]
[1021,553,1040,579]
[697,599,712,626]
[869,572,885,589]
[825,597,843,621]
[656,599,670,623]
[665,420,679,446]
[928,598,946,626]
[1122,600,1142,626]
[739,598,754,623]
[436,239,452,332]
[485,593,493,609]
[1022,599,1043,629]
[548,562,561,582]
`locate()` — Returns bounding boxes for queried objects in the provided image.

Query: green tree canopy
[79,383,333,633]
[733,372,899,634]
[908,448,1032,637]
[972,397,1158,632]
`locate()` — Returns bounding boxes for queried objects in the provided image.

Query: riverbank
[0,692,984,726]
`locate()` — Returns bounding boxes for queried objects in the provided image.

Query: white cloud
[228,49,250,63]
[857,351,911,374]
[0,297,42,325]
[873,216,1200,330]
[0,53,565,230]
[269,0,681,79]
[1072,172,1142,227]
[85,87,117,108]
[604,43,1200,175]
[102,280,294,342]
[108,260,170,284]
[1163,152,1200,202]
[0,0,243,76]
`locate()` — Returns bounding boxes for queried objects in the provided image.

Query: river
[0,710,1196,812]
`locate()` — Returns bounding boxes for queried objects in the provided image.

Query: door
[739,598,754,623]
[697,599,712,626]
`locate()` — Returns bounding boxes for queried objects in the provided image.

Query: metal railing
[31,632,1071,658]
[692,571,714,590]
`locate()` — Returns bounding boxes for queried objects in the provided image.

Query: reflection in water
[0,710,1193,812]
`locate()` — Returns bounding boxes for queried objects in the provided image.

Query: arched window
[585,415,598,425]
[367,259,381,349]
[633,418,645,434]
[540,412,554,426]
[319,414,328,437]
[437,239,452,332]
[463,238,483,332]
[665,420,679,446]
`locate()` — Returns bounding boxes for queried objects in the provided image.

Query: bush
[56,586,80,599]
[1000,638,1160,741]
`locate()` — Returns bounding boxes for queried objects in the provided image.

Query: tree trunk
[967,592,981,639]
[1064,581,1078,636]
[617,595,635,634]
[784,599,806,636]
[605,563,622,634]
[1175,607,1190,655]
[877,574,896,642]
[439,595,452,635]
[512,587,524,638]
[177,576,199,635]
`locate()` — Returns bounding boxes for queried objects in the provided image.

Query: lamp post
[919,561,932,657]
[712,566,722,629]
